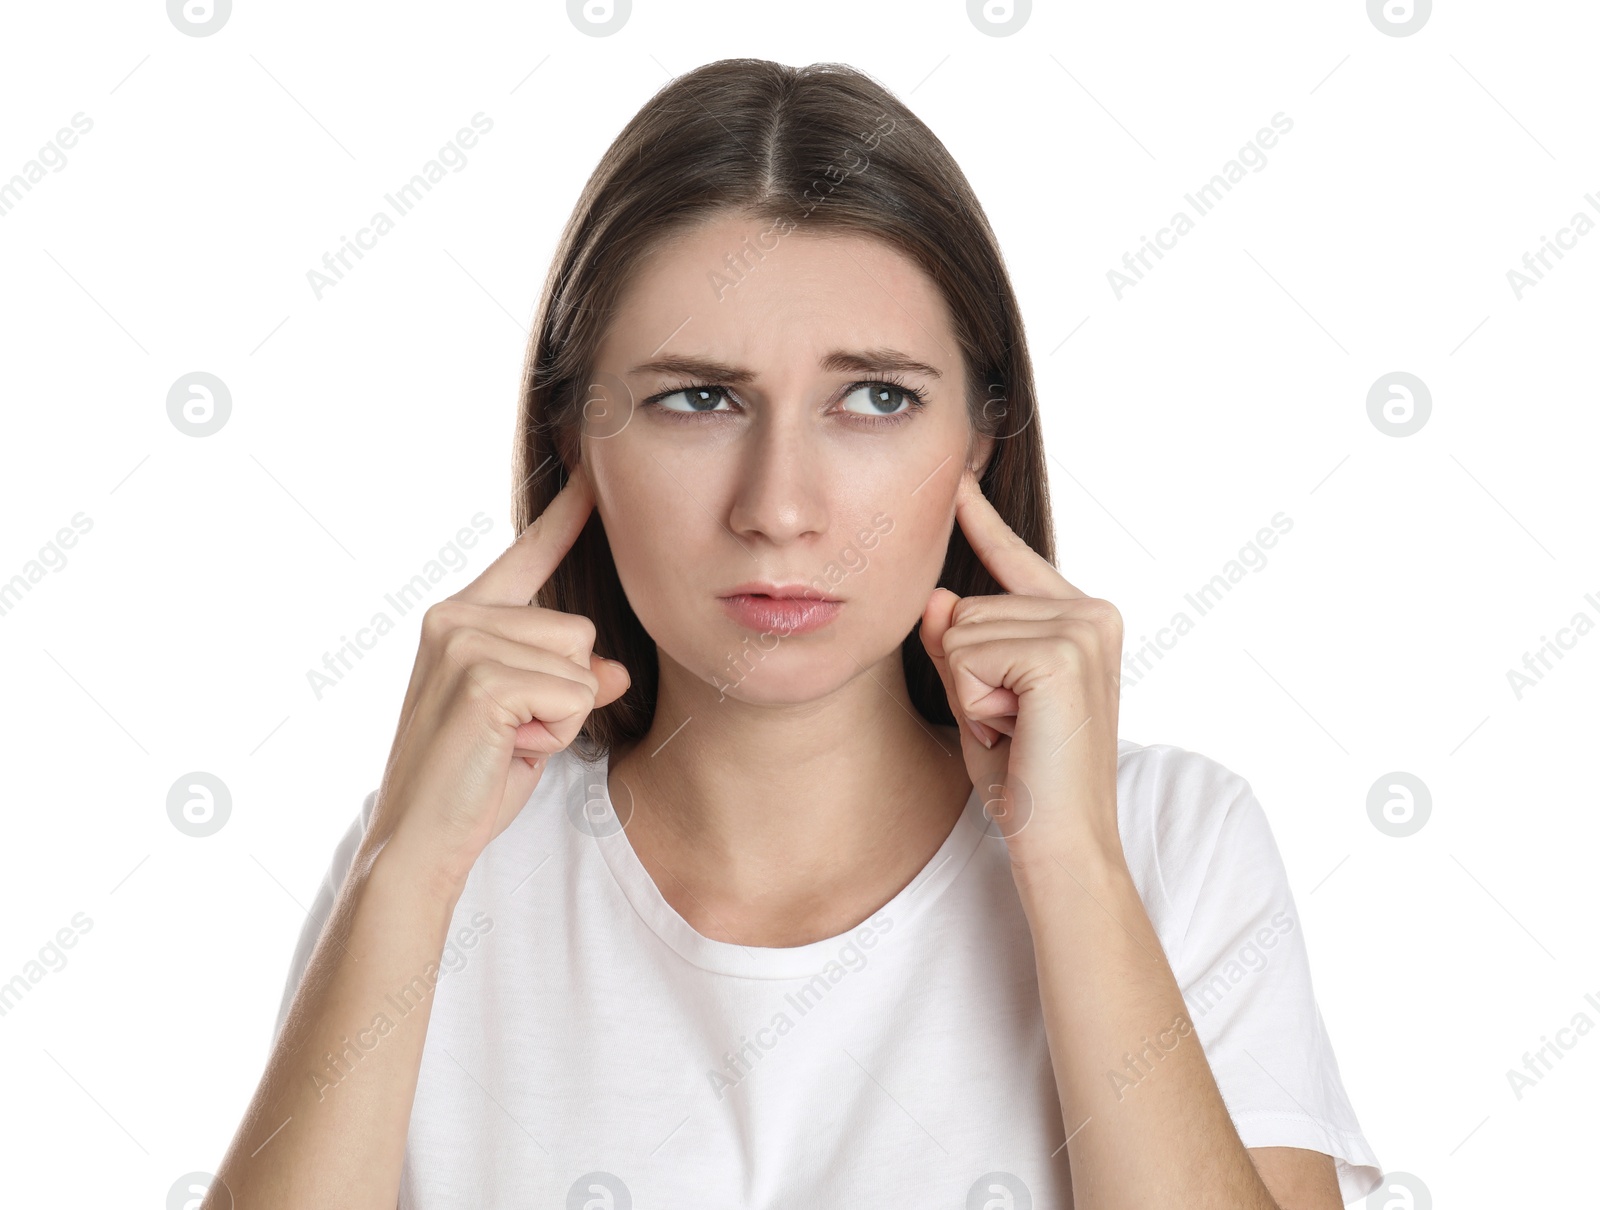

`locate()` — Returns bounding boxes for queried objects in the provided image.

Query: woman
[212,58,1381,1208]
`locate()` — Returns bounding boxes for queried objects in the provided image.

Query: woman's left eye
[840,381,923,420]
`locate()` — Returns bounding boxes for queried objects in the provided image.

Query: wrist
[354,826,472,918]
[1008,826,1133,908]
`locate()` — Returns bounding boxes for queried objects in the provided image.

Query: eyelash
[640,373,929,429]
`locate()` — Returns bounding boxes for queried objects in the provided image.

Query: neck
[607,646,972,947]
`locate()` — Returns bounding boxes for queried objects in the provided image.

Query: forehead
[596,212,962,379]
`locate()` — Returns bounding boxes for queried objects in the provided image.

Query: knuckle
[439,625,481,666]
[566,612,597,651]
[571,675,599,710]
[951,594,997,626]
[946,648,977,690]
[456,662,502,711]
[992,526,1027,557]
[539,672,594,724]
[533,607,595,654]
[1086,597,1123,630]
[944,648,964,686]
[1051,635,1088,670]
[421,599,467,644]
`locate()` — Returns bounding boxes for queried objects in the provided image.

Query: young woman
[212,58,1381,1209]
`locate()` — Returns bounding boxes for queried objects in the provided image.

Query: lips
[716,581,842,602]
[718,591,843,635]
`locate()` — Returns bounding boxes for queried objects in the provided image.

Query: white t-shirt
[273,737,1382,1208]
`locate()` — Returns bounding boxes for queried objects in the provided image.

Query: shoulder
[358,786,379,831]
[1113,742,1383,1201]
[1115,736,1255,823]
[329,750,589,900]
[1113,737,1279,945]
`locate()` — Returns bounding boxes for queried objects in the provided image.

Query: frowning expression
[581,210,993,702]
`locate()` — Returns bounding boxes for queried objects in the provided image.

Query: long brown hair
[512,57,1054,762]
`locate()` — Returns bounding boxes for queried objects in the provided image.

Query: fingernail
[967,718,992,749]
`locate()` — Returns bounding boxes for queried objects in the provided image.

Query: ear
[556,424,583,480]
[967,432,996,480]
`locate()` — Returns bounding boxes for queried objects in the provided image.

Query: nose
[724,402,829,545]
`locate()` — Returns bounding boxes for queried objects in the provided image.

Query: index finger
[954,466,1084,600]
[456,468,596,606]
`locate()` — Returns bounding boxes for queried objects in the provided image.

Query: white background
[0,1,1593,1205]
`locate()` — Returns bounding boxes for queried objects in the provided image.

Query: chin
[696,633,867,705]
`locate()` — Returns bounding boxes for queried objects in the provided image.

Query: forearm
[1014,827,1278,1210]
[209,831,463,1209]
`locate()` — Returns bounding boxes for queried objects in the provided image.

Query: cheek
[588,444,679,580]
[847,493,955,613]
[587,440,740,649]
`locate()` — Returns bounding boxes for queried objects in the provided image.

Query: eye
[839,380,925,421]
[650,384,734,414]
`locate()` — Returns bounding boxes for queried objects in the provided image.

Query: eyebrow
[626,347,943,385]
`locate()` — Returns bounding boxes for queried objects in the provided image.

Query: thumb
[920,588,999,751]
[511,652,629,763]
[919,586,960,705]
[592,652,632,708]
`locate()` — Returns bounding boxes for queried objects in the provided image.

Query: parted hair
[511,57,1054,761]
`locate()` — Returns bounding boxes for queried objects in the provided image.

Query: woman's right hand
[361,466,631,895]
[209,476,624,1205]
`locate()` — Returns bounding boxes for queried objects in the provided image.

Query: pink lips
[716,583,842,635]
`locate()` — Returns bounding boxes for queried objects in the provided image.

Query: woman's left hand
[919,467,1126,877]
